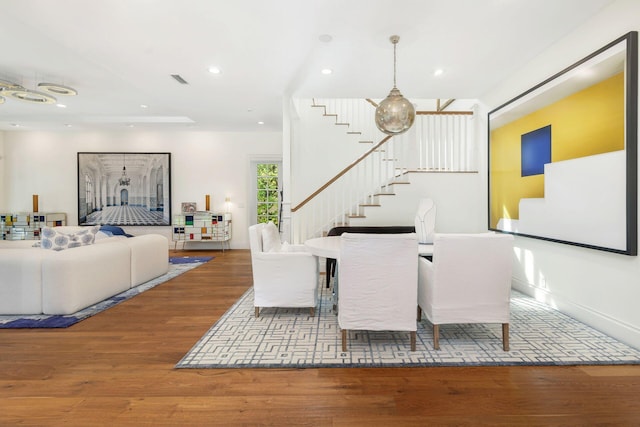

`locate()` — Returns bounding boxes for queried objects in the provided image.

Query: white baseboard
[512,277,640,351]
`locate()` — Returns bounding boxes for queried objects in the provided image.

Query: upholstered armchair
[417,233,514,351]
[338,232,419,351]
[248,222,318,317]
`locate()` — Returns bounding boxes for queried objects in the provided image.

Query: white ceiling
[0,0,614,133]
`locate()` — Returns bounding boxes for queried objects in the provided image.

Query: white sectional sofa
[0,227,169,315]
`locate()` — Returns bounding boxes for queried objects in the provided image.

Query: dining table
[304,235,434,259]
[304,236,433,313]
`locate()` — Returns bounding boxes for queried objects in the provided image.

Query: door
[250,160,282,227]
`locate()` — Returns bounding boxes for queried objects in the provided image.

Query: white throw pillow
[261,221,282,252]
[41,225,100,251]
[95,230,111,240]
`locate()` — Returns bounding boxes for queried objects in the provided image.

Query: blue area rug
[177,280,640,369]
[0,257,213,329]
[169,256,214,264]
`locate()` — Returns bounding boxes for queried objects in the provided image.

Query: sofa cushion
[41,241,131,315]
[41,225,100,251]
[121,234,169,287]
[0,248,52,314]
[261,221,281,252]
[95,234,128,243]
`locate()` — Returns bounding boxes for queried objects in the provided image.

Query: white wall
[347,172,486,233]
[290,100,373,205]
[0,130,282,249]
[481,0,640,349]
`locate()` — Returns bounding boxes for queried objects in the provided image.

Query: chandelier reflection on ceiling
[119,154,130,186]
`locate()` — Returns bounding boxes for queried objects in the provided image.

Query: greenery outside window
[256,163,280,226]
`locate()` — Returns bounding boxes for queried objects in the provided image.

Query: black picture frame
[488,31,638,255]
[77,152,172,226]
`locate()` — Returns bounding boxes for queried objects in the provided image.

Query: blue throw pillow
[99,225,134,238]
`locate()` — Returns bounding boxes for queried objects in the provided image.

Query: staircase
[289,98,477,243]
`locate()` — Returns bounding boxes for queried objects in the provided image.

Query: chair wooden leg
[255,307,259,318]
[310,307,315,317]
[342,330,347,351]
[410,331,416,351]
[433,324,440,350]
[417,305,422,321]
[502,323,510,351]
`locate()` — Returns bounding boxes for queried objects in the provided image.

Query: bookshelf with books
[0,212,67,240]
[172,212,231,251]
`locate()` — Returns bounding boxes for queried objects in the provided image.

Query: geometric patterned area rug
[176,282,640,369]
[0,256,213,329]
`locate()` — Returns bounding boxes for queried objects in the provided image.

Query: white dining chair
[338,232,419,351]
[417,233,514,350]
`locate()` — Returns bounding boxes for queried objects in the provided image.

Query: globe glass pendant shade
[375,35,415,135]
[375,87,415,135]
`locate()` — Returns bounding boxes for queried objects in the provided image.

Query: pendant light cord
[393,41,397,88]
[389,35,400,89]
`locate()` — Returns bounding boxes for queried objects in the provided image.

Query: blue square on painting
[521,125,551,177]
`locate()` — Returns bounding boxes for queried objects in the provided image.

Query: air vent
[170,74,189,85]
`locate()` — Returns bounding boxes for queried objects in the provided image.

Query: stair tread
[359,204,381,207]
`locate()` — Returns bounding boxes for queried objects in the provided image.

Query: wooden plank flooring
[2,249,640,426]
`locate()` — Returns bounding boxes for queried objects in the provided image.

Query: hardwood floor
[2,249,640,426]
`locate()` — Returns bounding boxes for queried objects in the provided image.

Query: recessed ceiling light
[319,34,333,43]
[257,121,265,125]
[208,66,222,74]
[10,123,20,127]
[434,68,444,77]
[65,124,72,128]
[321,68,333,75]
[56,103,67,108]
[140,104,149,109]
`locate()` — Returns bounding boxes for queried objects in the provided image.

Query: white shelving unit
[172,212,231,251]
[0,212,67,240]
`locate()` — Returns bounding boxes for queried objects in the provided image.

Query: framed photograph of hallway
[488,31,638,255]
[77,152,172,226]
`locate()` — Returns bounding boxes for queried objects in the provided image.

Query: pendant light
[0,79,77,105]
[375,35,415,135]
[119,154,131,186]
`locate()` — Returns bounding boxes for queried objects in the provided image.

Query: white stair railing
[417,111,477,171]
[291,99,477,243]
[291,134,409,243]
